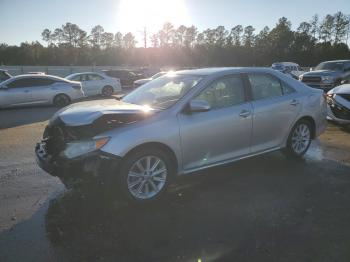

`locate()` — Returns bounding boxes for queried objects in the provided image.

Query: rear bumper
[35,142,121,187]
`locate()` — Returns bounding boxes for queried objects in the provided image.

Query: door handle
[239,110,251,118]
[24,90,30,93]
[290,99,299,106]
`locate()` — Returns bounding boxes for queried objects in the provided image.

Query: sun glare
[116,0,190,35]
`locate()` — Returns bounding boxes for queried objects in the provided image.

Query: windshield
[315,62,345,71]
[122,74,203,109]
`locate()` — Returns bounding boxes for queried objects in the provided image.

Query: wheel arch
[294,115,316,139]
[52,93,71,104]
[123,142,179,174]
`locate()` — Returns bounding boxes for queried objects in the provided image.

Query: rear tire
[53,94,70,107]
[101,86,114,97]
[283,119,312,158]
[116,147,175,203]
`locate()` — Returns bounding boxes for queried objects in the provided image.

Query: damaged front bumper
[326,97,350,124]
[35,141,121,188]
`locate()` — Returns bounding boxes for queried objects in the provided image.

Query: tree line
[0,12,349,67]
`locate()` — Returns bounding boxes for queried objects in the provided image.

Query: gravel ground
[0,103,349,262]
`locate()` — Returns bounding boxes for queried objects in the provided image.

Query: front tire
[283,120,312,158]
[117,148,174,202]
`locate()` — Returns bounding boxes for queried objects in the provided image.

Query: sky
[0,0,349,46]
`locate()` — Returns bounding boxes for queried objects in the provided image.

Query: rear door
[86,74,104,96]
[29,78,58,104]
[247,73,301,153]
[178,74,253,171]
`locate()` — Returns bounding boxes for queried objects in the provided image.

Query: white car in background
[271,62,305,79]
[133,71,167,88]
[0,74,83,108]
[66,72,122,97]
[326,84,350,125]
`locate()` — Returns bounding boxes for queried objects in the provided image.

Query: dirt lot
[0,103,350,262]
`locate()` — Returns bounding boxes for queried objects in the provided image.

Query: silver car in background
[36,68,327,202]
[0,74,83,108]
[65,72,122,97]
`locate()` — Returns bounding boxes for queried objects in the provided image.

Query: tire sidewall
[102,86,113,96]
[53,94,70,107]
[285,120,312,158]
[117,148,175,203]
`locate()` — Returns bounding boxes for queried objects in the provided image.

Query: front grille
[330,102,350,120]
[302,76,321,83]
[339,94,350,102]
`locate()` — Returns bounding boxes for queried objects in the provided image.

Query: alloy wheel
[102,86,113,96]
[127,156,167,200]
[291,123,311,154]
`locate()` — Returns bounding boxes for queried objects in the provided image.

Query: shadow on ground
[41,152,350,262]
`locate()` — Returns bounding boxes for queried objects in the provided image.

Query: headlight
[62,137,110,159]
[321,76,335,84]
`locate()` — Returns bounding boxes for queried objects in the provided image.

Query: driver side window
[196,75,245,109]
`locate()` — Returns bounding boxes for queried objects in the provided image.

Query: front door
[0,78,33,106]
[178,74,253,172]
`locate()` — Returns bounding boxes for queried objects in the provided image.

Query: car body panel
[51,99,156,126]
[178,102,253,171]
[37,67,327,178]
[326,84,350,124]
[0,74,83,108]
[250,93,302,152]
[65,72,121,96]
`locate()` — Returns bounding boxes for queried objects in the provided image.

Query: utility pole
[346,15,350,46]
[143,27,147,48]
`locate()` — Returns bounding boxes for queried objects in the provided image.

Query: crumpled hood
[50,99,156,126]
[303,70,343,77]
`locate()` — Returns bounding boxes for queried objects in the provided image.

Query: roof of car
[9,74,67,81]
[321,60,350,63]
[175,67,275,76]
[272,62,299,66]
[67,72,102,77]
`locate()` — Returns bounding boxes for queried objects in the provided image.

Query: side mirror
[309,67,313,72]
[187,99,211,113]
[341,79,349,85]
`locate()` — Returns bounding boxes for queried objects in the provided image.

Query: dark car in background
[299,60,350,92]
[133,71,167,88]
[0,69,12,82]
[102,69,145,88]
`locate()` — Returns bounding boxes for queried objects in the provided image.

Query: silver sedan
[36,68,327,202]
[0,74,84,108]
